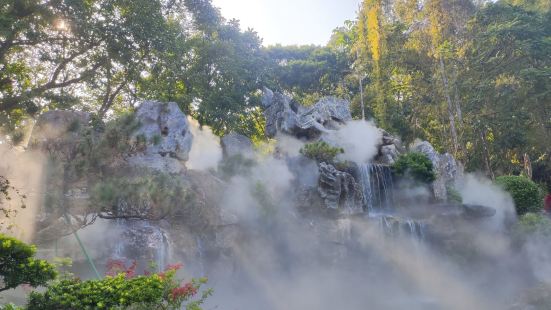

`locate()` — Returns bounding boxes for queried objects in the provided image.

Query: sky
[211,0,361,46]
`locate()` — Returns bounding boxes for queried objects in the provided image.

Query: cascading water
[111,220,170,272]
[377,216,426,241]
[195,236,206,276]
[359,163,394,212]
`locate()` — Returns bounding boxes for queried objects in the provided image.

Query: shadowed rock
[318,162,364,214]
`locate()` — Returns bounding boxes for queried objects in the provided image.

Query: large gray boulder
[412,141,463,201]
[221,133,254,158]
[262,88,352,139]
[128,101,193,173]
[318,162,364,214]
[376,130,403,165]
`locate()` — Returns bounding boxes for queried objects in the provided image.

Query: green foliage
[299,141,344,163]
[27,270,211,310]
[0,176,27,230]
[391,152,436,183]
[265,45,352,105]
[446,185,463,204]
[218,154,257,180]
[252,182,277,218]
[0,304,24,310]
[496,176,543,215]
[90,171,188,220]
[0,234,57,292]
[514,212,551,237]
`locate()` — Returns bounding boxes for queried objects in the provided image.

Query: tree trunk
[438,57,459,154]
[479,128,495,180]
[524,153,532,179]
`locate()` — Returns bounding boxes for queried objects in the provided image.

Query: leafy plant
[496,176,543,216]
[391,152,436,183]
[0,176,27,230]
[300,141,344,163]
[0,234,57,292]
[218,154,256,179]
[514,212,551,237]
[446,185,463,204]
[90,171,188,220]
[27,263,211,310]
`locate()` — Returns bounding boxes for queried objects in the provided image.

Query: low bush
[27,263,211,310]
[299,141,344,163]
[514,212,551,237]
[391,152,436,184]
[495,175,543,216]
[0,234,57,292]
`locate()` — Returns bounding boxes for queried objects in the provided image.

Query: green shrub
[90,171,188,220]
[27,269,211,310]
[218,154,256,179]
[391,152,436,183]
[299,141,344,163]
[495,175,543,215]
[0,304,24,310]
[0,234,57,292]
[447,185,463,204]
[514,212,551,237]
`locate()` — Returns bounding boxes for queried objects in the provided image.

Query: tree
[0,0,184,130]
[460,3,551,176]
[0,175,26,231]
[265,45,351,106]
[391,152,437,183]
[0,234,57,292]
[355,0,386,124]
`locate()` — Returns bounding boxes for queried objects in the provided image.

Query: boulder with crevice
[318,162,364,214]
[375,130,403,165]
[127,101,193,173]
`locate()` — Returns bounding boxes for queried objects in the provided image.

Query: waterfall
[195,236,206,276]
[155,229,169,272]
[375,215,426,241]
[110,220,170,272]
[113,218,126,259]
[359,163,394,212]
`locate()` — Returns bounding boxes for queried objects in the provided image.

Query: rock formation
[221,132,254,158]
[318,162,365,213]
[413,141,464,201]
[127,101,193,174]
[262,88,352,139]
